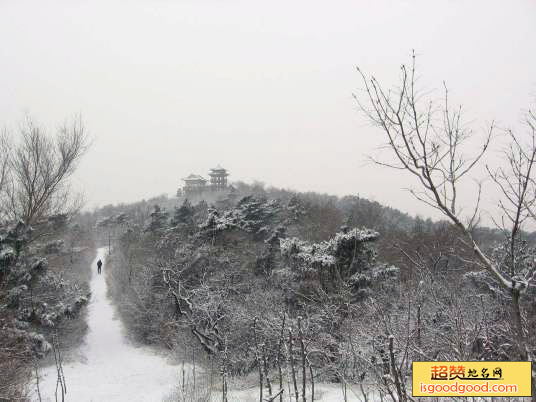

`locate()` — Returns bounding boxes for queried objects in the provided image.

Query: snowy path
[33,248,179,402]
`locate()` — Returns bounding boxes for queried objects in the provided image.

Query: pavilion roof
[182,174,207,182]
[210,164,227,172]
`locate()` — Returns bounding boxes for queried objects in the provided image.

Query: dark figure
[97,259,103,275]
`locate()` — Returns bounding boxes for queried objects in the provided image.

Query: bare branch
[5,115,89,225]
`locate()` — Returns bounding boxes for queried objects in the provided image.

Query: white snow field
[33,248,180,402]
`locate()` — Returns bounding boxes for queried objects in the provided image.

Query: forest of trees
[0,117,95,400]
[1,56,535,402]
[95,57,536,401]
[93,173,534,401]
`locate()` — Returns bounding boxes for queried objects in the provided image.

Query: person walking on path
[97,259,103,275]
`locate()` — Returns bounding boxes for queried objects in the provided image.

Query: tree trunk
[511,288,536,402]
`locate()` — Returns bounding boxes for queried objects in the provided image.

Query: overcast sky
[1,0,535,220]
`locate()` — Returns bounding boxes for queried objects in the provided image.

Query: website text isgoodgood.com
[419,381,518,395]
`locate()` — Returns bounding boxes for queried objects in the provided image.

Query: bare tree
[5,115,89,225]
[488,111,536,270]
[0,129,12,219]
[354,52,536,397]
[486,109,536,364]
[0,130,11,187]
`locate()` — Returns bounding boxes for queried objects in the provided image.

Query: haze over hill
[1,0,535,222]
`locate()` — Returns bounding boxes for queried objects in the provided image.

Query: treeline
[97,181,532,401]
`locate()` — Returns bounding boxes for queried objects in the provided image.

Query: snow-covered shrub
[0,221,33,258]
[5,284,28,308]
[43,239,65,254]
[0,246,15,271]
[47,213,69,230]
[172,199,195,226]
[281,228,379,276]
[199,196,282,237]
[97,212,131,228]
[286,195,307,222]
[145,205,170,233]
[255,226,286,275]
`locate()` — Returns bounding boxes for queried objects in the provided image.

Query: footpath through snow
[33,248,180,402]
[32,248,372,402]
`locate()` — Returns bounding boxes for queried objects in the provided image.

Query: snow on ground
[32,248,180,402]
[30,247,378,402]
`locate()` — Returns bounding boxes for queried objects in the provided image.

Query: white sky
[1,0,535,220]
